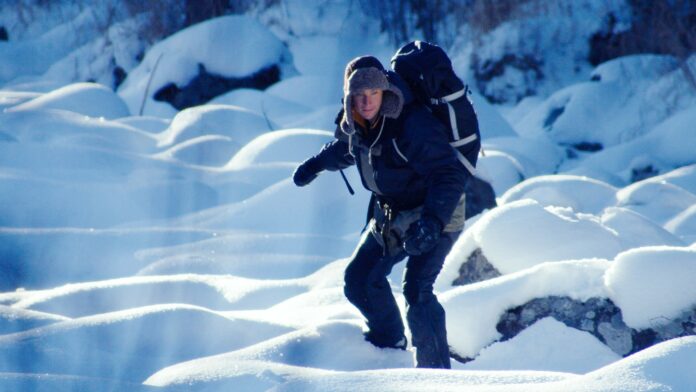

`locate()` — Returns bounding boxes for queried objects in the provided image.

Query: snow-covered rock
[440,200,623,280]
[118,15,295,115]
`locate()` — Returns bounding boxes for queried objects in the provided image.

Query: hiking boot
[363,331,407,350]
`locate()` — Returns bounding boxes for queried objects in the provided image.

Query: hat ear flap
[380,85,404,119]
[340,94,356,135]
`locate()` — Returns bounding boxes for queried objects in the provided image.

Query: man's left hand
[403,216,442,256]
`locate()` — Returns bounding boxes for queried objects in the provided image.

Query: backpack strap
[454,149,477,176]
[429,87,467,105]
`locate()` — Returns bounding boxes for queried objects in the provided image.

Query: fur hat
[340,56,404,135]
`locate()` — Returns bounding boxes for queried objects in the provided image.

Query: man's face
[353,88,383,121]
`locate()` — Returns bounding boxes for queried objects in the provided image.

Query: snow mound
[146,359,334,391]
[266,75,341,108]
[261,286,356,329]
[114,116,170,134]
[666,205,696,243]
[150,335,696,392]
[601,207,685,249]
[0,304,291,381]
[0,373,161,392]
[567,336,696,391]
[516,81,635,147]
[197,321,412,371]
[0,90,40,110]
[209,88,313,125]
[135,231,355,266]
[273,368,568,392]
[225,128,333,169]
[650,163,696,195]
[157,104,273,149]
[483,136,565,178]
[0,157,218,228]
[564,106,696,183]
[469,91,518,139]
[616,178,696,225]
[473,150,525,196]
[605,246,696,329]
[590,54,679,83]
[0,109,155,154]
[443,199,623,275]
[0,305,68,334]
[11,275,308,317]
[7,82,130,119]
[155,134,237,167]
[500,174,617,214]
[137,253,333,280]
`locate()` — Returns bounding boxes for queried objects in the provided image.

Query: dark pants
[344,229,458,369]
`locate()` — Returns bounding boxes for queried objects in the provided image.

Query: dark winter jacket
[311,72,468,232]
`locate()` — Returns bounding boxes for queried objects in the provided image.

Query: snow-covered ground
[1,1,695,391]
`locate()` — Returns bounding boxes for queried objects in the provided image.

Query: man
[292,56,467,369]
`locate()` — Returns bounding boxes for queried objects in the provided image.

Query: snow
[461,317,620,373]
[1,1,696,391]
[605,246,696,329]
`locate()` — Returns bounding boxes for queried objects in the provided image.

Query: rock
[452,248,501,286]
[572,141,603,152]
[598,321,633,355]
[153,63,281,110]
[494,295,696,358]
[112,65,127,90]
[631,164,659,183]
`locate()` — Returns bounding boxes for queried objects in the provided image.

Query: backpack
[391,40,481,176]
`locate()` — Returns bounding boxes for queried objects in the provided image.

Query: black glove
[403,215,443,256]
[292,156,322,187]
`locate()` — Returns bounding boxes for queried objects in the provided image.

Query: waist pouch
[370,194,466,255]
